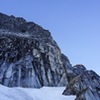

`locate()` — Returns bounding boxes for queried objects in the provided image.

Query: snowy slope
[0,85,76,100]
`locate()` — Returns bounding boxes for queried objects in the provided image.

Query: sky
[0,0,100,75]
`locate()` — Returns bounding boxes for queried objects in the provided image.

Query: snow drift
[0,85,76,100]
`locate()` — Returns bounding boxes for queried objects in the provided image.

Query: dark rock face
[0,12,100,100]
[63,65,100,100]
[0,13,67,88]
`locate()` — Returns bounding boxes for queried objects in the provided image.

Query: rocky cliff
[0,12,100,100]
[63,65,100,100]
[0,12,69,88]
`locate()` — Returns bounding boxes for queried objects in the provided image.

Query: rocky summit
[0,12,100,100]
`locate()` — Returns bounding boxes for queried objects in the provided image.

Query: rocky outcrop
[63,65,100,100]
[0,12,100,100]
[0,12,67,88]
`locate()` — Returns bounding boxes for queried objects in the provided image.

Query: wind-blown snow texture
[0,85,75,100]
